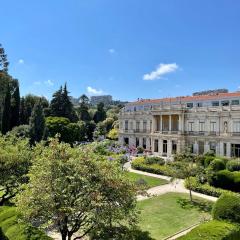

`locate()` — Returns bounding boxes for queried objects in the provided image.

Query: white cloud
[44,79,54,86]
[143,63,179,81]
[18,59,24,64]
[109,48,116,54]
[87,86,104,96]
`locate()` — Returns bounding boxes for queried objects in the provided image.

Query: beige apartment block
[119,91,240,158]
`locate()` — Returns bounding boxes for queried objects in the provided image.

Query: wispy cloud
[44,79,54,86]
[108,48,116,54]
[87,86,104,95]
[143,63,179,81]
[18,59,24,64]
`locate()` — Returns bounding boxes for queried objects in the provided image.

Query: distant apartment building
[119,90,240,158]
[90,95,113,106]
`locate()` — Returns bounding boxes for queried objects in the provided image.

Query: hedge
[185,177,235,198]
[211,170,240,192]
[0,206,51,240]
[208,159,226,171]
[212,194,240,223]
[178,220,240,240]
[226,159,240,172]
[131,157,171,176]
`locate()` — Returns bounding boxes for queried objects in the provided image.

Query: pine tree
[93,102,106,123]
[29,101,45,144]
[0,44,9,72]
[50,86,63,117]
[1,84,11,134]
[10,80,20,129]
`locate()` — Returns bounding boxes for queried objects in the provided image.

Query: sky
[1,0,240,101]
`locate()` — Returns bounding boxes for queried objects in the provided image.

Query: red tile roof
[128,92,240,106]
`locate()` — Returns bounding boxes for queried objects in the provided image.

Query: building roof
[128,92,240,106]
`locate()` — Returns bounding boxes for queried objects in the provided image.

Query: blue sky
[1,0,240,101]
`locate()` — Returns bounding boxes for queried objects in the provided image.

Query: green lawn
[126,172,169,188]
[137,192,213,240]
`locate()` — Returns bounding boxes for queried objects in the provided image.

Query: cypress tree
[50,86,63,117]
[1,84,11,134]
[29,101,45,144]
[10,80,20,129]
[78,94,91,121]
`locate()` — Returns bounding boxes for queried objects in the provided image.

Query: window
[154,139,158,152]
[197,102,203,107]
[150,121,152,132]
[232,100,239,105]
[210,122,216,133]
[233,121,240,133]
[198,141,204,155]
[212,101,219,106]
[187,103,193,108]
[136,138,139,147]
[188,122,194,132]
[221,100,229,106]
[143,121,147,132]
[163,140,167,155]
[172,140,177,154]
[143,138,146,149]
[124,120,128,131]
[136,121,140,132]
[210,142,216,154]
[199,122,205,132]
[224,143,227,156]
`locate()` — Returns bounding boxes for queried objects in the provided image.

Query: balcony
[134,129,150,134]
[232,132,240,136]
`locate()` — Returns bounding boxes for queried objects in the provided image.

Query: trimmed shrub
[178,220,240,240]
[131,157,171,176]
[211,170,240,192]
[204,156,215,167]
[208,159,226,171]
[185,177,235,198]
[226,159,240,172]
[212,194,240,223]
[145,156,165,165]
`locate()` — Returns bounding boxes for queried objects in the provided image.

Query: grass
[0,206,51,240]
[137,192,213,240]
[126,171,169,188]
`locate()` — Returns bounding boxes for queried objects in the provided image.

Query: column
[159,139,163,156]
[193,141,199,154]
[152,116,157,133]
[215,142,220,156]
[160,115,162,132]
[177,140,181,153]
[178,115,182,132]
[139,137,143,147]
[167,139,172,156]
[169,115,172,132]
[219,142,224,156]
[227,142,231,158]
[146,138,150,150]
[181,113,185,133]
[204,141,210,154]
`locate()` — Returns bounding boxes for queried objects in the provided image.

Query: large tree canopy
[16,138,137,240]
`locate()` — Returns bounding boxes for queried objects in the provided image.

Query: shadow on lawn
[176,197,213,213]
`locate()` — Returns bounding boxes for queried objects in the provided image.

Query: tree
[0,135,31,205]
[108,128,118,140]
[0,44,9,72]
[50,85,77,122]
[16,138,137,240]
[1,84,11,134]
[29,101,45,144]
[93,102,106,123]
[10,80,20,129]
[77,94,91,121]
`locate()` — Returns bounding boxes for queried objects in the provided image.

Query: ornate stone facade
[119,92,240,158]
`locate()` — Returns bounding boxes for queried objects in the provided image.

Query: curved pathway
[126,165,217,202]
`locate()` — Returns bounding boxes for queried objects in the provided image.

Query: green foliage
[178,220,240,240]
[0,44,9,72]
[77,94,91,121]
[0,135,31,205]
[107,128,118,140]
[29,101,45,144]
[10,80,20,129]
[212,194,240,223]
[9,125,30,138]
[208,159,226,171]
[93,102,106,123]
[137,146,144,154]
[145,156,165,165]
[16,138,137,240]
[211,170,240,192]
[0,206,51,240]
[185,177,236,197]
[1,84,11,134]
[132,157,171,176]
[226,159,240,172]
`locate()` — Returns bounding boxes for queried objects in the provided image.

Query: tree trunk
[189,189,193,202]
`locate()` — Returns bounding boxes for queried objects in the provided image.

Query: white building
[119,91,240,158]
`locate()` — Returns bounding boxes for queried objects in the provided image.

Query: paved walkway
[127,166,217,202]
